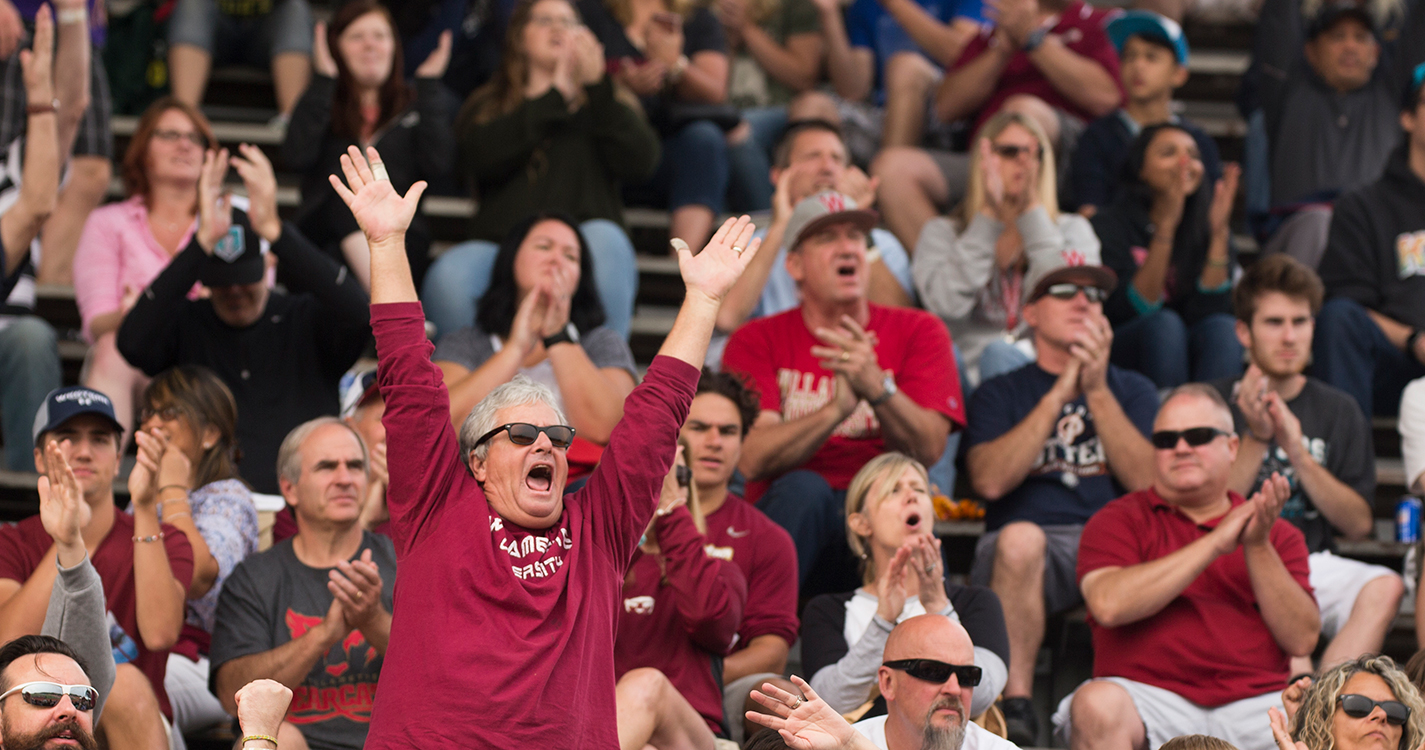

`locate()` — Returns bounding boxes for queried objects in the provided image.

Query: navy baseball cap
[1306,0,1378,39]
[32,386,125,447]
[1107,11,1190,65]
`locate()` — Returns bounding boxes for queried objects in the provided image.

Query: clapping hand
[908,534,948,612]
[1241,472,1289,547]
[672,215,761,306]
[37,440,89,565]
[1070,310,1112,395]
[329,549,385,631]
[312,21,337,77]
[748,676,867,750]
[1236,364,1276,443]
[231,143,281,242]
[129,428,173,509]
[196,148,233,254]
[330,146,427,249]
[1269,706,1309,750]
[1209,163,1241,240]
[1280,674,1312,723]
[811,316,885,402]
[415,30,453,79]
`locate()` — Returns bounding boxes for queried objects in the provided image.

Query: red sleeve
[160,522,195,590]
[1069,23,1125,103]
[722,322,781,415]
[950,30,991,72]
[0,520,47,584]
[894,312,966,428]
[654,506,747,655]
[372,301,471,555]
[1076,494,1144,582]
[737,519,799,647]
[1269,519,1314,600]
[581,355,701,561]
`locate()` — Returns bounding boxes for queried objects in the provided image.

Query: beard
[921,696,968,750]
[2,717,100,750]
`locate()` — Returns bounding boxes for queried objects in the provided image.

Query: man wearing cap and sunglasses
[1053,384,1318,750]
[963,262,1157,746]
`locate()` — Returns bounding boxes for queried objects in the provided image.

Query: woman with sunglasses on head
[1270,655,1425,750]
[1091,123,1244,389]
[615,443,748,749]
[800,453,1010,722]
[281,0,457,293]
[130,365,258,741]
[912,111,1101,386]
[73,98,218,449]
[433,212,639,485]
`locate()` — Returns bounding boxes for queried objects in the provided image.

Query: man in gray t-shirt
[210,418,396,750]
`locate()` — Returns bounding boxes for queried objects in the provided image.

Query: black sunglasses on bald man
[882,659,982,686]
[473,423,576,450]
[1150,427,1232,450]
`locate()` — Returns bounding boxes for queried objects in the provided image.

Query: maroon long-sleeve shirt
[364,302,698,749]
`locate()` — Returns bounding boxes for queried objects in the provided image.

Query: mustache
[18,718,99,750]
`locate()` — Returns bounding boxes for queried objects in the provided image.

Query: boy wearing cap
[721,191,964,591]
[963,264,1157,746]
[1316,63,1425,418]
[1251,0,1425,266]
[1067,11,1221,216]
[0,386,194,750]
[117,145,370,495]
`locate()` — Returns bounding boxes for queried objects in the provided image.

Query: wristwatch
[543,323,580,349]
[869,375,897,406]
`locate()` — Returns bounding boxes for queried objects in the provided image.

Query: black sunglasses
[1339,694,1411,725]
[0,682,98,712]
[990,143,1041,161]
[1150,427,1232,450]
[1044,283,1108,303]
[473,423,576,450]
[883,659,982,687]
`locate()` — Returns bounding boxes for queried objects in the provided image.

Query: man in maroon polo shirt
[1052,383,1319,750]
[323,145,764,750]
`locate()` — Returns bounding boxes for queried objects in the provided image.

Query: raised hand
[1265,392,1304,455]
[38,440,90,564]
[909,535,948,612]
[329,146,427,249]
[1071,311,1112,395]
[330,549,385,631]
[1236,364,1276,442]
[1280,675,1312,723]
[571,27,606,86]
[538,264,577,339]
[747,676,866,750]
[234,679,293,742]
[129,428,172,509]
[20,4,54,104]
[672,215,761,305]
[836,166,879,210]
[1269,706,1309,750]
[509,285,552,354]
[1150,159,1192,233]
[1209,163,1241,239]
[1241,472,1289,547]
[312,21,337,77]
[231,143,281,242]
[196,148,233,254]
[875,543,912,623]
[415,30,453,79]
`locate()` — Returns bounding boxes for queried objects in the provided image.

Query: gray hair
[276,416,370,486]
[459,376,569,460]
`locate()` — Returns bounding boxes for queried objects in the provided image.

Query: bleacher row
[0,15,1419,742]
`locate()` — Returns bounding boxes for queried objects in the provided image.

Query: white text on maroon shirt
[489,515,575,580]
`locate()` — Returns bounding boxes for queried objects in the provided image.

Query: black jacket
[1319,143,1425,329]
[117,219,370,494]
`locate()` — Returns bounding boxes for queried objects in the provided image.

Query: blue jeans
[0,317,60,471]
[725,106,786,213]
[420,219,638,340]
[1312,297,1425,416]
[755,470,858,593]
[629,119,730,213]
[1111,309,1243,389]
[979,339,1035,385]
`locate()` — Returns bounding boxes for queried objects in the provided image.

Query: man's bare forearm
[740,406,850,480]
[822,7,872,101]
[935,45,1009,122]
[1086,389,1154,492]
[214,629,342,714]
[1026,37,1120,118]
[53,2,90,156]
[1080,534,1222,627]
[874,396,950,467]
[1243,541,1320,656]
[968,391,1063,500]
[724,635,791,683]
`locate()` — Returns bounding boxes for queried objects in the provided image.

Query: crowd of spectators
[2,0,1425,748]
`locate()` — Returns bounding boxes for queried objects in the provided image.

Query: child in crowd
[1067,10,1221,216]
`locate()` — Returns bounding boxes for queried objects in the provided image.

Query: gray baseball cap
[785,191,879,252]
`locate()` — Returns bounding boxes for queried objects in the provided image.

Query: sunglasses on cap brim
[1150,427,1231,449]
[0,682,98,712]
[472,423,576,450]
[1339,694,1411,725]
[882,659,983,686]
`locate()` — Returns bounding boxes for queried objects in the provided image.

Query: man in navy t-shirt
[964,263,1157,745]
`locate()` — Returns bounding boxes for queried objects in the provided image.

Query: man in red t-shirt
[680,369,801,743]
[722,191,964,591]
[0,386,193,750]
[1052,384,1318,750]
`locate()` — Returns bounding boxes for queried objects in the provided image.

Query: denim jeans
[755,470,858,593]
[420,219,638,340]
[1311,297,1425,416]
[1111,309,1243,389]
[628,119,730,213]
[0,317,61,470]
[725,106,786,213]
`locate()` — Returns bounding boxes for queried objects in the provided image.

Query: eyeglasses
[882,659,982,687]
[1043,283,1108,303]
[473,423,576,450]
[140,404,182,422]
[675,464,691,487]
[151,129,208,148]
[990,143,1041,161]
[1339,694,1410,725]
[529,15,580,29]
[0,682,98,712]
[1150,427,1232,450]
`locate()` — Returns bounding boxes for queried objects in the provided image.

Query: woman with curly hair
[1271,655,1425,750]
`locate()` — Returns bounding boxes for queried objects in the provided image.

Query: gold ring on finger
[732,245,744,255]
[840,350,850,362]
[789,697,803,710]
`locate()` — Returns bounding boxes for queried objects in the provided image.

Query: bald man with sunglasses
[1053,383,1319,750]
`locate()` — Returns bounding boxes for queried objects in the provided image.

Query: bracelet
[26,99,58,115]
[161,512,191,524]
[1205,258,1230,268]
[133,533,165,543]
[57,8,87,24]
[158,485,191,495]
[240,735,278,749]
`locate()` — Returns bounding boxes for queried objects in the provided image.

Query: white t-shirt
[852,715,1023,750]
